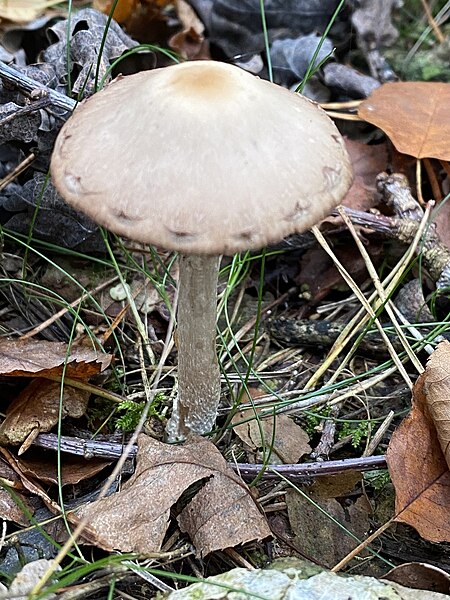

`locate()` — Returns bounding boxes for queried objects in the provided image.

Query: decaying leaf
[3,174,102,252]
[297,243,372,304]
[130,276,166,314]
[323,138,389,229]
[78,434,270,556]
[0,0,62,23]
[387,342,450,542]
[0,338,112,379]
[0,379,89,451]
[232,389,310,464]
[286,489,370,568]
[308,472,362,499]
[358,82,450,160]
[342,139,388,212]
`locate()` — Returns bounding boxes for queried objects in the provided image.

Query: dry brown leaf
[424,340,450,466]
[177,469,268,557]
[169,0,208,60]
[0,446,99,544]
[0,338,112,379]
[78,434,270,555]
[0,379,89,449]
[0,0,62,23]
[358,82,450,160]
[93,0,138,22]
[232,389,310,464]
[175,0,203,35]
[387,344,450,542]
[0,457,33,526]
[0,487,33,527]
[384,562,450,594]
[0,447,67,514]
[18,452,111,486]
[93,0,171,24]
[0,456,22,488]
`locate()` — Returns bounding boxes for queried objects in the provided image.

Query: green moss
[338,420,369,449]
[115,393,166,432]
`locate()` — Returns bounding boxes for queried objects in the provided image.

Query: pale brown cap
[51,61,353,255]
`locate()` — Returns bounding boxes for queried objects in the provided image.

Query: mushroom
[50,60,353,441]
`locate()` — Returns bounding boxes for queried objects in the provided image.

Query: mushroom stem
[166,254,221,441]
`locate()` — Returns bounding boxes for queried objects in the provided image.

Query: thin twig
[323,111,363,121]
[337,205,423,377]
[20,276,119,340]
[0,60,75,112]
[420,0,446,42]
[306,201,434,389]
[44,375,126,404]
[423,158,442,201]
[0,153,35,191]
[331,518,394,572]
[320,100,362,110]
[388,301,435,356]
[440,160,450,180]
[363,410,394,456]
[256,367,400,416]
[416,159,425,205]
[311,225,413,389]
[328,202,434,385]
[31,432,387,480]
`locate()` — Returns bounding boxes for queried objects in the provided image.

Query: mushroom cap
[51,61,353,255]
